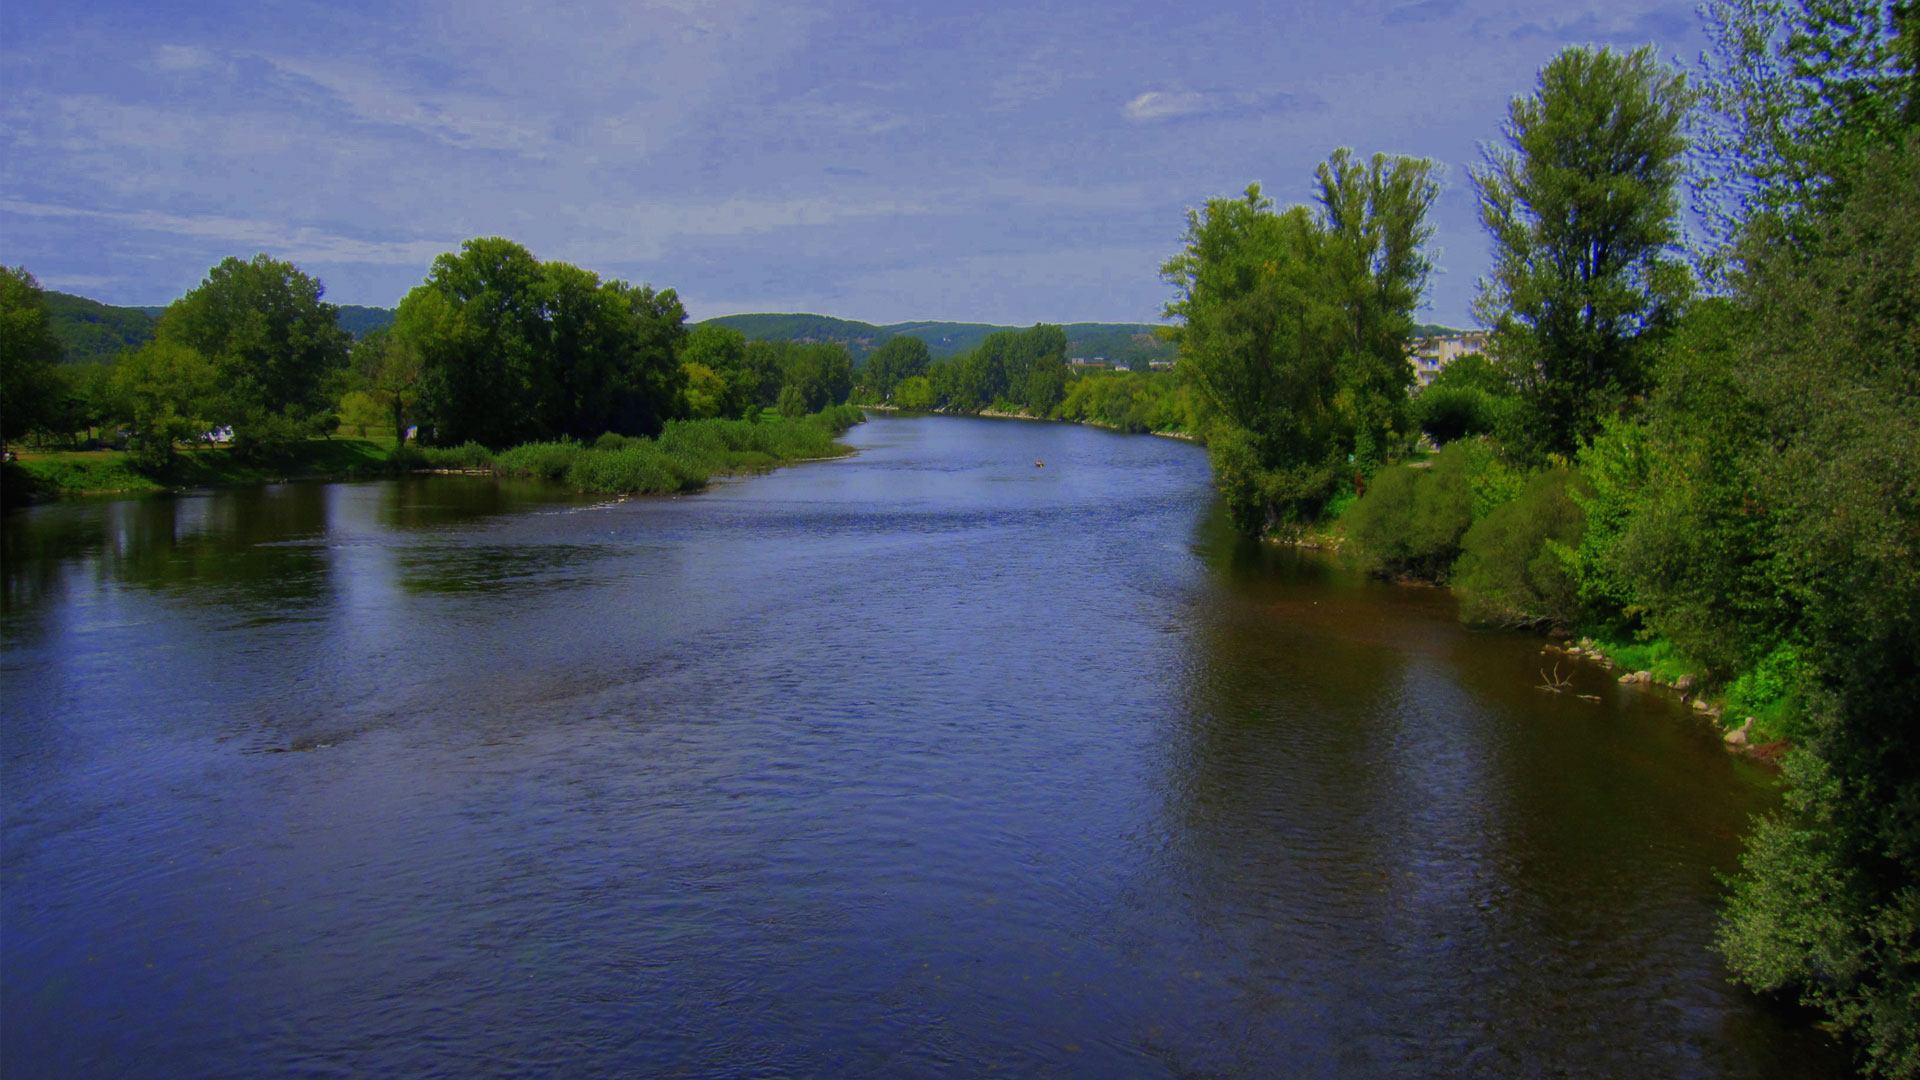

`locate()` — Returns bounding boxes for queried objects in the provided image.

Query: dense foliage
[1472,45,1693,462]
[1,267,66,446]
[1302,20,1916,1074]
[1161,147,1438,532]
[700,312,1177,367]
[159,254,352,459]
[42,290,157,363]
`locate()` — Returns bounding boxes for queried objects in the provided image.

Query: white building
[1409,332,1491,386]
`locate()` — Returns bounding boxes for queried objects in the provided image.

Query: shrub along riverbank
[404,406,865,494]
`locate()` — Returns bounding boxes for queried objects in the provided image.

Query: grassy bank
[410,406,866,495]
[4,407,866,505]
[6,437,404,502]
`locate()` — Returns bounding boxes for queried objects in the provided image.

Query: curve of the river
[1,414,1841,1077]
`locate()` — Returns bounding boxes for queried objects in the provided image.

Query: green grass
[486,408,866,495]
[7,452,166,498]
[10,407,866,502]
[1593,635,1699,684]
[11,437,408,499]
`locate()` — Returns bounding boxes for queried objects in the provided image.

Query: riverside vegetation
[1,2,1913,1073]
[1147,11,1916,1074]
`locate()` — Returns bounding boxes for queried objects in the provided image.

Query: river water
[1,415,1841,1077]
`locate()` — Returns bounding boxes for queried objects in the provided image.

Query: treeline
[1,238,864,474]
[702,312,1177,367]
[1159,7,1914,1073]
[845,321,1195,434]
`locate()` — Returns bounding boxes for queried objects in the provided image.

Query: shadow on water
[0,418,1847,1078]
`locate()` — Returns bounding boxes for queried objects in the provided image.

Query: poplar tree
[1472,45,1694,462]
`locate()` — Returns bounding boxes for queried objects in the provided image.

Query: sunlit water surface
[2,415,1842,1077]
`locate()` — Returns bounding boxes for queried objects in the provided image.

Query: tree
[0,266,65,446]
[1694,0,1919,261]
[862,334,930,400]
[397,238,548,447]
[1472,45,1694,462]
[110,338,217,468]
[778,342,853,413]
[395,238,688,446]
[1711,132,1920,1080]
[1314,149,1440,474]
[347,327,421,445]
[678,324,756,419]
[1162,185,1343,531]
[159,254,351,458]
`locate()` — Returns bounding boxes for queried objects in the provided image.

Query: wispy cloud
[1122,88,1310,123]
[1386,0,1463,24]
[264,55,550,153]
[1507,4,1694,42]
[0,199,454,266]
[150,44,214,72]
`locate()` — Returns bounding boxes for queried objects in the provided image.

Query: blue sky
[1,0,1705,327]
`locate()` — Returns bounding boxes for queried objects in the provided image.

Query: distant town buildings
[1409,332,1491,386]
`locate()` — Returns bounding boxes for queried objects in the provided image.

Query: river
[0,414,1842,1077]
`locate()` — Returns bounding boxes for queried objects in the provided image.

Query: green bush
[494,440,582,480]
[1724,642,1810,740]
[420,442,496,470]
[1414,385,1503,445]
[386,445,430,470]
[565,444,704,494]
[776,385,806,418]
[1342,442,1473,579]
[1598,635,1698,684]
[1452,468,1587,626]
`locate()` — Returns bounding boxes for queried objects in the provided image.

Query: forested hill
[44,292,159,365]
[699,313,1178,367]
[44,293,395,363]
[336,305,396,339]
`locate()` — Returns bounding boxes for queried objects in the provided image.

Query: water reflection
[1,418,1841,1078]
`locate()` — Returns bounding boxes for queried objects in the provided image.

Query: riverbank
[1281,507,1781,760]
[861,401,1195,440]
[3,437,408,505]
[4,408,867,506]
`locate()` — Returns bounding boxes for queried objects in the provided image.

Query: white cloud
[264,55,550,153]
[151,44,212,72]
[1122,88,1310,123]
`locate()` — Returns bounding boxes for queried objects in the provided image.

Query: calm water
[2,415,1840,1078]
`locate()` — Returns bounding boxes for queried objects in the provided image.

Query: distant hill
[1413,322,1471,337]
[336,305,395,339]
[44,292,158,364]
[43,292,394,363]
[699,313,1177,368]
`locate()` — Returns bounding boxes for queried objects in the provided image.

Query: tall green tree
[678,324,757,419]
[862,334,931,400]
[159,254,351,457]
[779,342,854,412]
[1166,145,1439,531]
[1314,149,1440,474]
[347,327,422,445]
[397,238,549,447]
[1162,185,1343,531]
[110,338,218,468]
[0,266,65,446]
[395,238,687,446]
[1473,45,1694,462]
